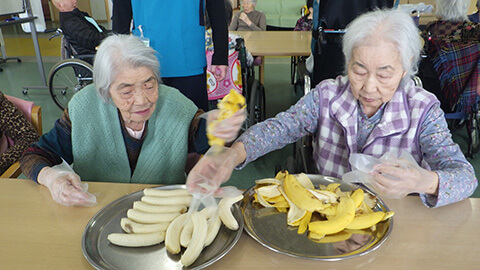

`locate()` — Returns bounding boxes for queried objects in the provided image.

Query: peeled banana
[165,213,189,254]
[180,212,208,267]
[120,218,169,234]
[127,209,180,224]
[141,195,192,206]
[108,231,165,247]
[218,194,243,230]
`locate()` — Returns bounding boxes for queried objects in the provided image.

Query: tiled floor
[1,22,479,197]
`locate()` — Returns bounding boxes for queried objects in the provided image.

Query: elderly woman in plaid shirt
[188,8,478,208]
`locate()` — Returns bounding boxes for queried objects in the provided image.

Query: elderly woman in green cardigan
[19,34,245,206]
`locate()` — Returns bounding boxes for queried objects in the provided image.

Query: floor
[1,21,479,197]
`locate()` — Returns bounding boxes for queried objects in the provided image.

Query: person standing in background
[112,0,229,112]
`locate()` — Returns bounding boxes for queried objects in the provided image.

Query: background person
[19,35,244,207]
[0,91,39,175]
[229,0,267,31]
[112,0,229,112]
[52,0,109,58]
[418,0,480,113]
[188,8,478,208]
[294,0,314,31]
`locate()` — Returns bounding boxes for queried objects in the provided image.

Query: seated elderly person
[419,0,480,113]
[0,91,40,175]
[229,0,266,31]
[188,8,478,208]
[20,34,244,206]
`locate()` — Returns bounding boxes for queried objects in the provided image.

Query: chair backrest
[0,95,42,178]
[4,95,42,135]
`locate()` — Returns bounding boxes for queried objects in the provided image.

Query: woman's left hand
[369,159,439,198]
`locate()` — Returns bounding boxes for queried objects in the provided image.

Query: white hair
[93,34,161,103]
[342,8,422,81]
[435,0,469,22]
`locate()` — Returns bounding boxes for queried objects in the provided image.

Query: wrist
[231,142,247,166]
[37,166,51,186]
[425,171,439,195]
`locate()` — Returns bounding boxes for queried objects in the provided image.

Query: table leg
[259,56,265,85]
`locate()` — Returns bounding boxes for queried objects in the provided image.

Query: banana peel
[308,196,356,235]
[283,172,331,212]
[252,171,392,244]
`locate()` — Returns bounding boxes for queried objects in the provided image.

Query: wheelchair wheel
[248,80,266,126]
[48,59,93,110]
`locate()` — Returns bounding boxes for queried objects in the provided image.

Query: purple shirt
[237,76,478,208]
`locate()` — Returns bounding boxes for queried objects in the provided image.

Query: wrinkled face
[109,66,158,127]
[240,0,255,13]
[348,39,406,117]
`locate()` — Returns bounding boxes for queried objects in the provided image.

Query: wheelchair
[47,29,94,110]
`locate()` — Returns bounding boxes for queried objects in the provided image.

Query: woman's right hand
[38,166,97,206]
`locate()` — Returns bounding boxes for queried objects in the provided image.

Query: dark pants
[162,69,208,111]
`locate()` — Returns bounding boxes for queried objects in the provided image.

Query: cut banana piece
[133,201,187,214]
[143,188,190,197]
[107,231,165,247]
[120,218,169,234]
[181,212,208,267]
[141,195,192,206]
[218,194,243,230]
[127,209,180,224]
[165,213,189,254]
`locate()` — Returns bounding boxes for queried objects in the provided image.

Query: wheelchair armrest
[74,54,95,62]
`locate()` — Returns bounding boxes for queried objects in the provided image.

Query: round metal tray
[82,185,243,270]
[241,175,393,260]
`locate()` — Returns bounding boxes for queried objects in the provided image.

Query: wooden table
[231,31,312,84]
[1,178,479,269]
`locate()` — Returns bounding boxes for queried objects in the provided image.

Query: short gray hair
[93,34,161,103]
[435,0,469,22]
[342,9,422,82]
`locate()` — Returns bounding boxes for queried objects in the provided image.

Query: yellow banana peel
[345,211,385,230]
[308,196,356,235]
[252,171,391,244]
[283,172,330,212]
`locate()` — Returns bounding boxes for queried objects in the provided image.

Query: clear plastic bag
[342,151,421,198]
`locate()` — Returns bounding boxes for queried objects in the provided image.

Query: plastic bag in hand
[343,151,428,199]
[37,159,97,207]
[186,144,239,196]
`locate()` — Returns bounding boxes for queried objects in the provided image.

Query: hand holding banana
[207,89,246,146]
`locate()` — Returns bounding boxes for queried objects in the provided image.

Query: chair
[0,95,42,178]
[419,35,480,158]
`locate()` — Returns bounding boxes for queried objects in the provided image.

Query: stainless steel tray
[82,185,243,270]
[241,175,393,260]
